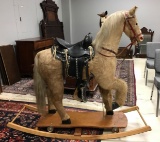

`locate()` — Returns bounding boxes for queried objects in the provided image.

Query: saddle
[51,33,94,102]
[54,33,93,58]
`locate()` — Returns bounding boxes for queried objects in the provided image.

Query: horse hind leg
[48,80,71,124]
[50,89,71,124]
[47,88,57,114]
[34,55,71,124]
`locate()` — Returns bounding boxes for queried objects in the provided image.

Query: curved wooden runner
[7,105,151,140]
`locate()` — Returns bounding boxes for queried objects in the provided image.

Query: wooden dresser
[15,37,53,77]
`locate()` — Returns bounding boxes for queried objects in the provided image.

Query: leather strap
[101,47,117,55]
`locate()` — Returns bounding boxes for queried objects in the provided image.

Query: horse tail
[33,54,47,114]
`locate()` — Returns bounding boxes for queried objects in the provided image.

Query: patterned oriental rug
[2,60,136,106]
[0,100,103,142]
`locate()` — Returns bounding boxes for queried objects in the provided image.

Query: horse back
[34,49,63,81]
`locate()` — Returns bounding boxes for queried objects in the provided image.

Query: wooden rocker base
[37,111,127,133]
[7,105,151,140]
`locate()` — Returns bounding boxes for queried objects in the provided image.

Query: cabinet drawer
[34,40,53,50]
[34,41,46,50]
[45,40,53,47]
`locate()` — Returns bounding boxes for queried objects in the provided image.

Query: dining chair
[144,42,160,86]
[150,49,160,117]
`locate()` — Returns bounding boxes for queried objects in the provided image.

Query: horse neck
[93,13,124,53]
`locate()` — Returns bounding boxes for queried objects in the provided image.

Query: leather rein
[98,13,142,58]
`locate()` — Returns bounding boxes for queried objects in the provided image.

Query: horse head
[93,6,143,52]
[123,6,143,45]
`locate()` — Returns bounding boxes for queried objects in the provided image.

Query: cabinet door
[13,0,40,39]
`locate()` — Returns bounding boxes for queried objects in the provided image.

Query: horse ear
[98,12,105,17]
[129,6,138,16]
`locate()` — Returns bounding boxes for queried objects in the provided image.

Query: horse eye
[136,23,138,25]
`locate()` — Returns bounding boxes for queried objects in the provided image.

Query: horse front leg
[111,78,128,109]
[99,86,113,115]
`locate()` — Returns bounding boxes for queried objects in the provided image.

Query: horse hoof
[62,119,71,124]
[112,102,120,110]
[106,110,114,115]
[48,109,56,114]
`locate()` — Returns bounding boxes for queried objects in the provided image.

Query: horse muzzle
[138,34,144,41]
[130,33,143,45]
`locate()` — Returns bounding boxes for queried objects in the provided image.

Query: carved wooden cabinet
[40,0,64,39]
[15,37,53,77]
[135,27,154,58]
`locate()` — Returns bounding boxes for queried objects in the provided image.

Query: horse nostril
[140,36,143,41]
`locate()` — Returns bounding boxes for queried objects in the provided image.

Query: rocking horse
[7,6,151,140]
[34,6,143,123]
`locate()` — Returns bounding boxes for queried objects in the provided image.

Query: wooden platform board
[36,111,128,129]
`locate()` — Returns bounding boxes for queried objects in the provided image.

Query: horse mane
[93,10,126,51]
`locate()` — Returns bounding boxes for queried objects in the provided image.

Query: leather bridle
[123,13,142,43]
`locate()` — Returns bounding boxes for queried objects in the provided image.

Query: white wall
[61,0,71,42]
[0,0,62,45]
[1,0,160,47]
[0,1,18,45]
[62,0,160,46]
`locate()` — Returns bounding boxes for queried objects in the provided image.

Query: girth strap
[101,47,117,55]
[51,45,94,102]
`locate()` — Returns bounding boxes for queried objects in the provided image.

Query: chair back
[139,27,154,54]
[155,49,160,73]
[147,42,160,59]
